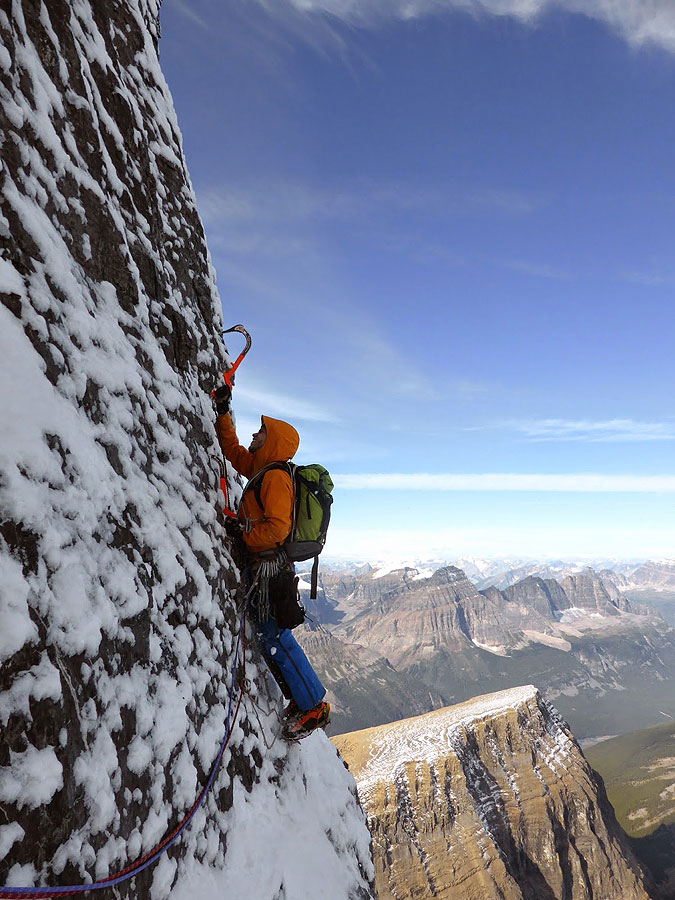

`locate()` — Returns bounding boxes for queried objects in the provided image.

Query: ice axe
[219,324,252,390]
[213,325,252,518]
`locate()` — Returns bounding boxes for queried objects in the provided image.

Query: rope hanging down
[0,609,248,900]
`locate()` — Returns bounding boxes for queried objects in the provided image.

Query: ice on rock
[355,686,554,795]
[0,652,61,726]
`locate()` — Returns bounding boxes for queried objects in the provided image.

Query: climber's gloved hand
[212,383,231,416]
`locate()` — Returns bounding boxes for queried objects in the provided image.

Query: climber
[212,383,330,741]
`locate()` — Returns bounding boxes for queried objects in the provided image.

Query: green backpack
[251,462,333,599]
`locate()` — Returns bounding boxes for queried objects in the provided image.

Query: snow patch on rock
[0,745,63,810]
[353,686,565,794]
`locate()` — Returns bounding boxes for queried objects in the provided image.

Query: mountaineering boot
[282,700,331,742]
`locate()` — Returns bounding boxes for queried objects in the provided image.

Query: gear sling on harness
[245,555,325,711]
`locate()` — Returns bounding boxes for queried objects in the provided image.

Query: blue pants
[256,618,326,711]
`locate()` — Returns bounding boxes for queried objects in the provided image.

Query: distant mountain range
[299,563,675,740]
[320,556,675,591]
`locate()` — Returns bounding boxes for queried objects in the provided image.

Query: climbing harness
[213,325,252,519]
[0,607,249,900]
[247,550,306,631]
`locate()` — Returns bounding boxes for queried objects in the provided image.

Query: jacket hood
[252,415,299,472]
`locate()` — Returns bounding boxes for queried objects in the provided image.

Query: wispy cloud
[470,188,542,217]
[503,259,572,280]
[166,0,208,29]
[234,382,339,423]
[501,418,675,442]
[197,179,541,237]
[259,0,675,55]
[334,473,675,492]
[622,271,675,287]
[207,232,312,261]
[198,182,361,228]
[455,379,491,400]
[411,243,467,267]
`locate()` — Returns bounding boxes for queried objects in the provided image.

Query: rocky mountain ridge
[326,564,667,665]
[624,560,675,591]
[298,622,446,734]
[303,565,675,739]
[333,686,651,900]
[477,558,675,594]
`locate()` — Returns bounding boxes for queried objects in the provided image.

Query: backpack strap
[247,461,294,511]
[310,555,319,600]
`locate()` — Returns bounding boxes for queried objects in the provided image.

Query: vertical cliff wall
[0,2,373,896]
[334,687,650,900]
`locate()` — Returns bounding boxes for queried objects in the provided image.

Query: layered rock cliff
[333,687,650,900]
[317,565,675,738]
[333,566,651,664]
[601,562,675,627]
[297,622,445,734]
[0,2,373,897]
[608,560,675,593]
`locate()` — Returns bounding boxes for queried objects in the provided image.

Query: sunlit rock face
[334,687,650,900]
[332,567,645,666]
[297,622,445,735]
[608,560,675,592]
[318,565,675,739]
[0,3,373,898]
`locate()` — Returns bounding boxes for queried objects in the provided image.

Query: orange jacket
[216,413,299,554]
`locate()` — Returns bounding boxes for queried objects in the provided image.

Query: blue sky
[160,0,675,560]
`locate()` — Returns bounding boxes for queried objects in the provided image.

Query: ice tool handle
[214,325,251,520]
[220,324,252,390]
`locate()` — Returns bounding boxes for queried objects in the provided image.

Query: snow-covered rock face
[0,3,373,897]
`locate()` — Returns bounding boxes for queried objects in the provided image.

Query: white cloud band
[235,384,338,423]
[334,473,675,492]
[266,0,675,54]
[500,418,675,442]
